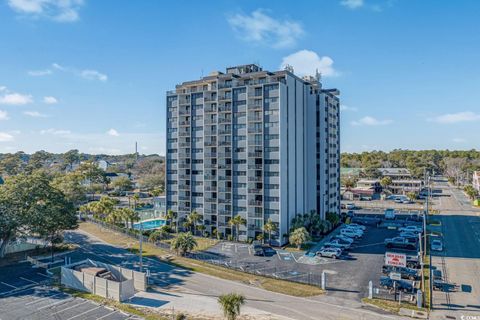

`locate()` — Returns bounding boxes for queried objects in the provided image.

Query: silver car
[431,239,443,251]
[316,247,342,259]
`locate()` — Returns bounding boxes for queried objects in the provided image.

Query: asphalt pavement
[65,228,408,320]
[430,178,480,320]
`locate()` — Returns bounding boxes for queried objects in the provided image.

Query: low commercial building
[389,179,423,194]
[473,171,480,192]
[378,168,412,180]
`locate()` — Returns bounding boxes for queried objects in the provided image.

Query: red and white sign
[385,252,407,267]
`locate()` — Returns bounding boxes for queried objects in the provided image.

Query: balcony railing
[248,188,262,194]
[248,164,263,169]
[248,176,263,182]
[249,200,263,206]
[218,130,232,135]
[248,152,262,157]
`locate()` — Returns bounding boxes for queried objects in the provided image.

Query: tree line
[341,149,480,180]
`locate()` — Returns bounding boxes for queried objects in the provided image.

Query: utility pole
[139,222,143,272]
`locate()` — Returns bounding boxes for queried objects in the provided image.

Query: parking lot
[0,261,140,320]
[198,223,406,301]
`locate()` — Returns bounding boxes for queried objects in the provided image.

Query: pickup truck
[382,265,419,280]
[385,237,417,250]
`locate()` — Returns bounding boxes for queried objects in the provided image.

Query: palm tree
[289,227,310,250]
[218,293,245,320]
[187,211,202,236]
[170,232,197,256]
[121,207,139,229]
[228,215,246,242]
[263,219,277,246]
[380,176,393,193]
[166,209,177,232]
[148,229,169,242]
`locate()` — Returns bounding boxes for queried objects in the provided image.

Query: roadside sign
[385,252,407,267]
[390,272,402,281]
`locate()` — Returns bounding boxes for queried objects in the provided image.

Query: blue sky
[0,0,479,155]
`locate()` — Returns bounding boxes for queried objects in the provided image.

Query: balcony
[248,152,262,158]
[178,195,190,201]
[248,116,262,122]
[248,188,262,194]
[205,198,217,203]
[204,175,216,180]
[179,131,190,137]
[218,118,231,124]
[204,186,217,191]
[179,174,189,179]
[204,152,217,158]
[219,141,231,146]
[204,163,217,169]
[179,121,190,126]
[248,176,262,182]
[218,199,231,204]
[248,104,262,111]
[204,106,217,113]
[218,130,232,135]
[248,128,262,134]
[218,187,232,193]
[178,163,190,169]
[218,106,232,113]
[178,184,190,190]
[204,130,217,136]
[204,141,216,147]
[249,200,263,206]
[179,142,190,147]
[248,164,263,169]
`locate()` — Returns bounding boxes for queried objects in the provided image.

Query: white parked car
[399,226,422,234]
[324,239,351,249]
[334,235,355,244]
[431,239,443,251]
[343,225,364,235]
[316,247,342,259]
[340,228,362,239]
[346,223,366,231]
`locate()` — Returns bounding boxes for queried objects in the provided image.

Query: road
[430,178,480,320]
[65,229,407,320]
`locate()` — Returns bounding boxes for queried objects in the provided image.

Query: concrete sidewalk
[128,288,292,320]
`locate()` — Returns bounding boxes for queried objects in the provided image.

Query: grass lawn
[362,298,427,315]
[282,242,314,252]
[79,222,324,297]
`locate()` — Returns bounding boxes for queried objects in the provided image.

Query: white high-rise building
[165,64,340,245]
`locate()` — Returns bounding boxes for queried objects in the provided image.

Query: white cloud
[23,111,48,118]
[0,110,9,120]
[452,138,466,143]
[351,116,392,126]
[51,63,108,82]
[43,96,58,104]
[340,105,358,112]
[280,50,338,77]
[28,69,52,76]
[7,0,84,22]
[0,132,14,142]
[40,128,71,135]
[228,9,304,48]
[0,92,33,105]
[107,128,119,137]
[340,0,364,9]
[428,111,480,124]
[81,70,108,82]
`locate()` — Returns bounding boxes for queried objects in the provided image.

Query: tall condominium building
[165,64,340,245]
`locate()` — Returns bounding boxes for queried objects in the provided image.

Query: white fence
[61,259,144,301]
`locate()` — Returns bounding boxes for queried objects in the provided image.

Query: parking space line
[20,277,39,285]
[97,310,118,319]
[52,299,89,315]
[37,297,74,310]
[1,281,17,289]
[66,305,101,320]
[36,272,51,278]
[25,292,64,305]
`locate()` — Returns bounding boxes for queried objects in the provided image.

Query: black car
[382,265,419,280]
[380,276,415,292]
[252,244,264,256]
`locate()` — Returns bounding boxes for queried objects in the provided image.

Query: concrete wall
[61,260,145,302]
